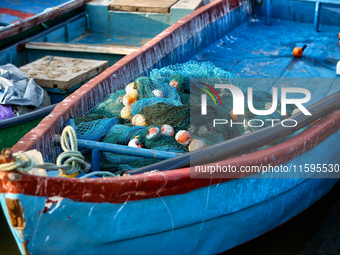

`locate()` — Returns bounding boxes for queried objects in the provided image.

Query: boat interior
[0,0,203,67]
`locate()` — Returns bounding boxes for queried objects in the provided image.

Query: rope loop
[0,126,87,177]
[57,126,86,175]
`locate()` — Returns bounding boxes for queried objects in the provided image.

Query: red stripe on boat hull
[0,7,34,19]
[0,0,92,40]
[1,110,340,203]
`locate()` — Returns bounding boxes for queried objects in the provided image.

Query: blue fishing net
[65,117,120,141]
[131,98,182,116]
[64,61,297,174]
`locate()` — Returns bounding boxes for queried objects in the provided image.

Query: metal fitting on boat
[7,173,22,182]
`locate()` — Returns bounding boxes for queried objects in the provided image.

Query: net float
[152,89,163,98]
[265,102,272,110]
[244,129,252,134]
[197,125,209,136]
[230,109,245,122]
[293,45,307,58]
[128,138,142,148]
[169,80,179,88]
[123,94,137,107]
[175,130,191,146]
[187,125,197,135]
[125,82,135,94]
[161,124,174,136]
[120,106,132,120]
[188,139,207,152]
[292,108,301,115]
[146,126,161,140]
[128,89,139,100]
[132,114,147,126]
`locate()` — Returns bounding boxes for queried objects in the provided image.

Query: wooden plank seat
[108,0,179,14]
[25,42,138,56]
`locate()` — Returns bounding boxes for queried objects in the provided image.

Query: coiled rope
[0,126,88,176]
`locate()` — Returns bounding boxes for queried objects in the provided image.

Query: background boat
[1,0,340,254]
[0,0,203,148]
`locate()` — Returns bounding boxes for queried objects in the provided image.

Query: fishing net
[65,117,120,141]
[90,89,126,119]
[64,61,298,175]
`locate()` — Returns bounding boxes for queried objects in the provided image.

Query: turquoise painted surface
[0,193,23,255]
[0,14,88,67]
[1,126,340,254]
[0,14,18,25]
[0,0,201,68]
[3,181,340,255]
[0,178,337,254]
[85,2,198,40]
[256,0,340,27]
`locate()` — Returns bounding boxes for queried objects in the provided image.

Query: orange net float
[128,138,142,148]
[146,126,161,141]
[123,94,137,107]
[293,45,307,58]
[230,109,245,122]
[175,130,191,146]
[161,124,174,136]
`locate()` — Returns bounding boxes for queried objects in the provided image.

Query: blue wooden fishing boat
[1,0,340,254]
[0,0,203,148]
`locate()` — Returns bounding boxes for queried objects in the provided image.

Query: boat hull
[0,178,338,255]
[0,118,42,148]
[2,110,340,254]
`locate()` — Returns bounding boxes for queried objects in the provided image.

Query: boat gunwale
[0,0,91,41]
[0,104,58,129]
[1,109,340,203]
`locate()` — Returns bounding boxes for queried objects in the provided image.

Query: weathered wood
[20,56,109,90]
[109,0,179,14]
[25,42,138,55]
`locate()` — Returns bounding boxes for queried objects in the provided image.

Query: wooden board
[20,56,109,90]
[25,42,138,55]
[108,0,179,14]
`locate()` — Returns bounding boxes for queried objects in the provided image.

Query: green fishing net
[64,61,298,174]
